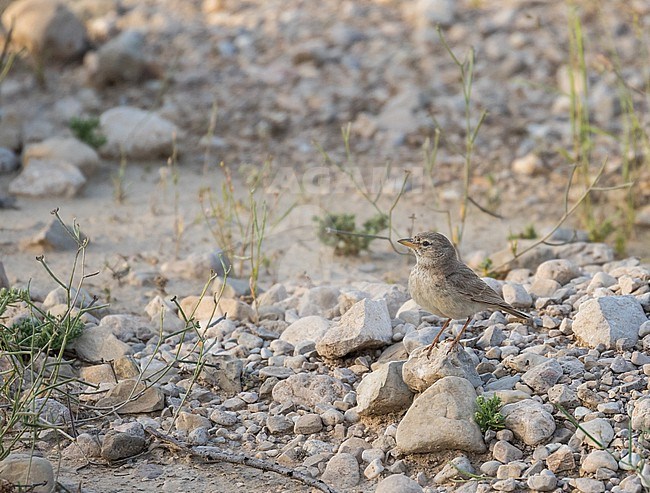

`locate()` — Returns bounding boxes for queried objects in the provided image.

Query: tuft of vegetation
[1,304,84,354]
[475,395,505,432]
[69,116,107,149]
[314,212,388,256]
[507,224,538,241]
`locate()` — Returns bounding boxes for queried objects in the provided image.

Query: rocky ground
[0,0,649,492]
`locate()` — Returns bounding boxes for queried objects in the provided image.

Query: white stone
[23,137,100,177]
[99,106,178,159]
[396,376,485,454]
[316,298,392,358]
[573,296,646,349]
[280,315,330,345]
[9,159,85,197]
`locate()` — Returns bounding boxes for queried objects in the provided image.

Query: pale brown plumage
[399,232,531,354]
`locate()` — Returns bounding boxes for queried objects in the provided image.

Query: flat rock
[501,399,556,446]
[402,345,481,392]
[271,373,348,408]
[356,361,414,416]
[0,453,55,493]
[316,298,392,358]
[9,159,85,197]
[280,315,330,345]
[99,106,179,159]
[573,296,646,349]
[396,376,486,454]
[23,137,100,177]
[95,379,165,414]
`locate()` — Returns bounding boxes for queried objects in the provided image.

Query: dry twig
[144,426,341,493]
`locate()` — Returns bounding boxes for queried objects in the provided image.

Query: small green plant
[507,224,538,241]
[478,257,493,277]
[4,310,84,353]
[69,116,107,149]
[475,395,505,432]
[314,212,388,256]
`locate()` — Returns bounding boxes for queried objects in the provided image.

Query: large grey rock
[534,259,581,285]
[95,380,165,414]
[574,418,614,449]
[632,397,650,431]
[376,474,424,493]
[2,0,87,61]
[396,376,485,454]
[320,453,359,490]
[200,354,242,395]
[501,399,556,446]
[271,373,348,408]
[502,283,532,308]
[9,159,85,197]
[316,298,392,358]
[298,286,340,318]
[85,30,152,86]
[573,296,646,349]
[70,326,133,362]
[353,282,409,318]
[101,425,146,461]
[0,453,54,493]
[23,137,100,177]
[99,106,178,159]
[356,361,414,416]
[280,315,330,345]
[402,346,481,392]
[521,359,563,393]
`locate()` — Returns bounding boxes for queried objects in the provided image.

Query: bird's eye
[421,240,430,247]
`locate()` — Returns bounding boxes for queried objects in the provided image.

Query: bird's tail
[501,305,532,320]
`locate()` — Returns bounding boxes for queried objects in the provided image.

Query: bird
[398,232,531,355]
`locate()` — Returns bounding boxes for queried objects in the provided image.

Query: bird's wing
[447,264,511,307]
[447,264,531,319]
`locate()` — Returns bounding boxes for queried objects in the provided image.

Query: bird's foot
[444,340,461,355]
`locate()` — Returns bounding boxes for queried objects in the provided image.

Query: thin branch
[145,427,341,493]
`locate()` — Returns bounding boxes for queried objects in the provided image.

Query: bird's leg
[446,317,472,354]
[425,318,451,358]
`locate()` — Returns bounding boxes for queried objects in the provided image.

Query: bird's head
[398,232,457,264]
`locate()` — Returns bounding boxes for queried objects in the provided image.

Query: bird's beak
[398,238,416,249]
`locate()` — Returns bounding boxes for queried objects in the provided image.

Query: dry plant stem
[144,427,341,493]
[492,159,609,273]
[436,25,488,247]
